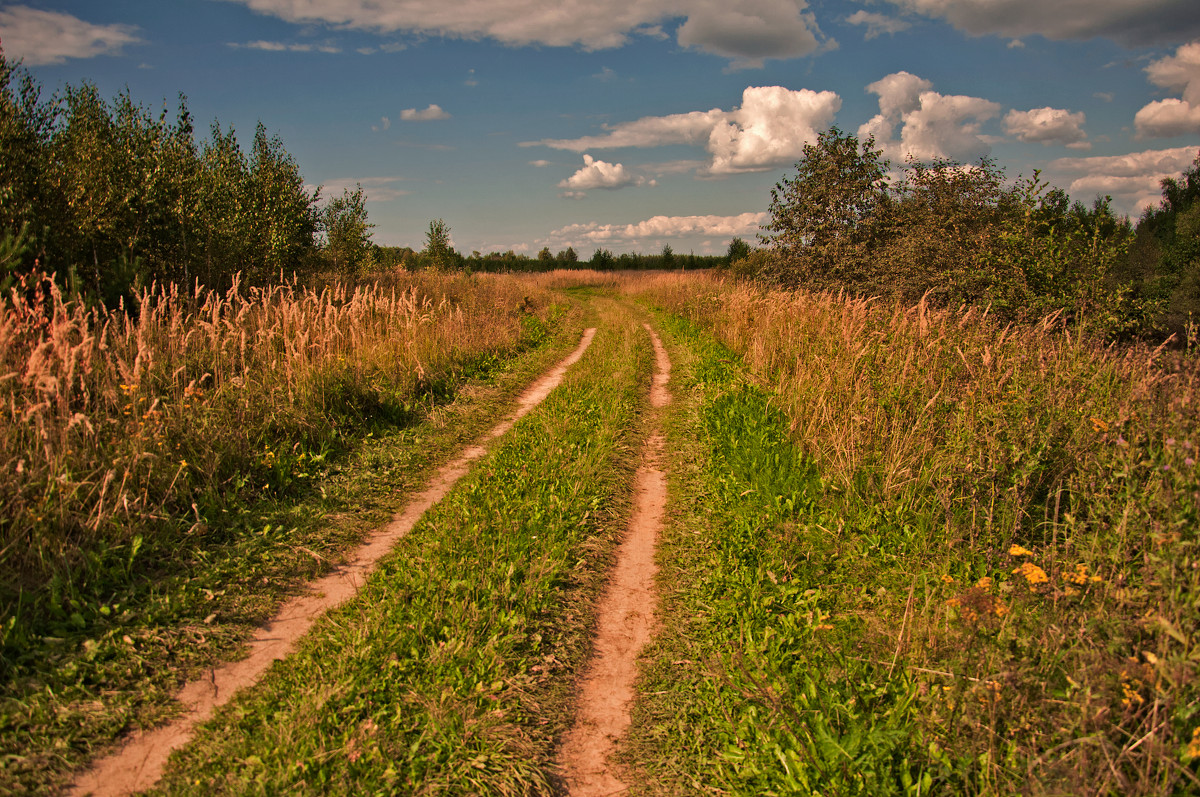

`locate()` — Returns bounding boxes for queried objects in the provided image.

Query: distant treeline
[370,240,726,274]
[753,127,1200,339]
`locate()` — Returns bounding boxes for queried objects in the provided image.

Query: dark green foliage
[761,127,1148,335]
[1120,153,1200,338]
[590,247,615,269]
[0,52,319,299]
[763,127,891,291]
[422,217,457,269]
[320,185,374,275]
[726,236,751,264]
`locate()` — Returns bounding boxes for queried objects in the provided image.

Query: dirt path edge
[558,322,672,796]
[69,328,598,797]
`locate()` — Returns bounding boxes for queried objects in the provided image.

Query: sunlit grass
[627,272,1200,794]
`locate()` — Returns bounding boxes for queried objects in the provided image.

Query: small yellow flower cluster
[1008,544,1034,557]
[1013,562,1049,585]
[1119,669,1145,708]
[975,576,993,591]
[1068,563,1103,586]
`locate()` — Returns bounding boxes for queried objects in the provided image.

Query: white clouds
[708,85,841,174]
[223,0,831,66]
[859,71,1000,162]
[0,5,140,65]
[1004,107,1090,149]
[228,40,342,52]
[558,154,653,194]
[879,0,1200,47]
[1135,99,1200,137]
[551,212,769,245]
[371,116,391,132]
[529,159,553,167]
[528,86,839,177]
[400,104,451,121]
[1135,41,1200,137]
[845,10,911,40]
[1048,146,1199,215]
[532,108,728,151]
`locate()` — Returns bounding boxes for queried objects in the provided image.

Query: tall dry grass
[1,270,552,615]
[629,271,1200,793]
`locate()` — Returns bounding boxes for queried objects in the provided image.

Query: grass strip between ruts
[151,301,653,794]
[625,314,931,796]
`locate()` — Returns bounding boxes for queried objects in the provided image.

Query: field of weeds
[628,272,1200,793]
[0,269,571,793]
[5,266,1199,794]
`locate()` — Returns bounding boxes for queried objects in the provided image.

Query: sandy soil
[558,323,672,796]
[69,328,597,797]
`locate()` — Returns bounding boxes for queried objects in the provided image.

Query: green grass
[627,275,1200,795]
[626,316,931,795]
[0,297,583,796]
[149,297,654,794]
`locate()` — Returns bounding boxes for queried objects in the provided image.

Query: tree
[557,246,578,266]
[660,243,675,269]
[726,237,751,263]
[591,248,614,270]
[424,218,454,269]
[321,185,373,275]
[763,127,890,289]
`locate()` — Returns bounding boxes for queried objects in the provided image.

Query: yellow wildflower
[1012,562,1049,585]
[1185,727,1200,762]
[1009,544,1035,557]
[1091,417,1108,432]
[976,576,993,590]
[941,574,955,584]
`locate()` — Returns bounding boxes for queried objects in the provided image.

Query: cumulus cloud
[1047,146,1199,215]
[558,154,653,193]
[858,71,1000,163]
[1135,41,1200,137]
[845,10,911,40]
[400,104,451,121]
[708,86,841,174]
[1004,107,1090,148]
[550,211,769,245]
[878,0,1200,48]
[371,116,391,132]
[0,5,140,65]
[675,0,833,68]
[222,0,832,65]
[526,85,840,177]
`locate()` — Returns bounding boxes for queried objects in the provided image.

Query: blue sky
[2,1,1199,257]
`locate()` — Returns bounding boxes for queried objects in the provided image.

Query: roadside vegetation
[151,297,653,794]
[628,272,1200,794]
[0,269,572,794]
[742,127,1199,340]
[4,47,1200,795]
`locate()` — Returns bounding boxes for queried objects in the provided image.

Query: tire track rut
[71,328,597,797]
[559,322,671,796]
